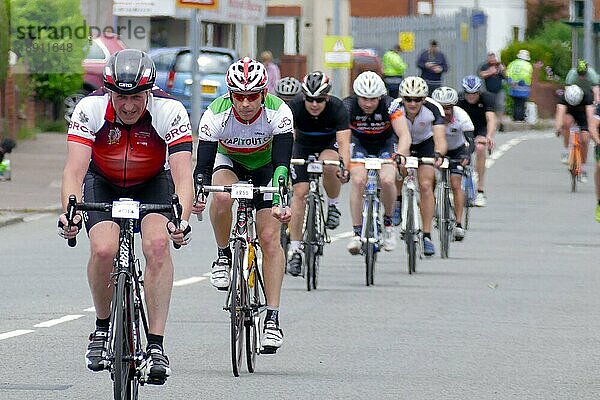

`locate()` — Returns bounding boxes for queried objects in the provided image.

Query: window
[174,52,234,74]
[86,41,106,61]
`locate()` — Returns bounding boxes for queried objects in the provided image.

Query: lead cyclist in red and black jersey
[192,57,293,351]
[58,49,194,384]
[389,76,447,257]
[343,71,411,254]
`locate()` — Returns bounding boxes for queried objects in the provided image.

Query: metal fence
[352,8,488,91]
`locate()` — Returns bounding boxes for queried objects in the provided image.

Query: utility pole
[191,9,202,135]
[333,0,341,98]
[584,0,594,64]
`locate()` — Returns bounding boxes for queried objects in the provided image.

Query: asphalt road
[1,130,599,399]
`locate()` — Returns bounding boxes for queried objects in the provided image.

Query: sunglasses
[403,97,424,103]
[231,91,262,102]
[304,96,327,103]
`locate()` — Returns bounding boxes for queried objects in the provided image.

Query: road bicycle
[435,158,457,259]
[196,175,286,377]
[462,163,475,230]
[290,156,342,291]
[66,194,182,400]
[567,126,583,192]
[351,157,394,286]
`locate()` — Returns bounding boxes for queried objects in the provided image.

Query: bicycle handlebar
[65,194,182,248]
[290,158,342,166]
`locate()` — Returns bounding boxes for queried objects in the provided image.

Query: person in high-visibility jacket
[506,49,533,122]
[382,45,407,98]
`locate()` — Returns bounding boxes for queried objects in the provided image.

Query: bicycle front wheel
[112,276,133,400]
[440,187,450,259]
[230,241,245,377]
[304,195,319,291]
[405,191,417,274]
[246,258,265,373]
[364,196,376,286]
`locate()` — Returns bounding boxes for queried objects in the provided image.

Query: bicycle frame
[568,126,582,192]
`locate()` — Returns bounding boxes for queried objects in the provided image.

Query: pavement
[0,118,553,228]
[0,132,66,227]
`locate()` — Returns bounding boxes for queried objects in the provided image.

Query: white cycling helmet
[275,77,302,97]
[399,76,429,98]
[431,86,458,107]
[226,57,268,92]
[353,71,387,98]
[564,84,584,106]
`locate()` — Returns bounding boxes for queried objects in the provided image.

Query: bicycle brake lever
[194,174,204,222]
[171,194,182,249]
[67,195,77,248]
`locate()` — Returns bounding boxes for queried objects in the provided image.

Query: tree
[9,0,87,119]
[526,0,566,39]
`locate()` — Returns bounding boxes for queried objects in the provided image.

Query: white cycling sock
[327,197,339,207]
[290,240,301,252]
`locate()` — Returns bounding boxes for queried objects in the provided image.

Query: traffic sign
[323,36,353,69]
[399,32,415,52]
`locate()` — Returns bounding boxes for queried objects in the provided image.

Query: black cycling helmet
[301,71,331,97]
[103,49,156,95]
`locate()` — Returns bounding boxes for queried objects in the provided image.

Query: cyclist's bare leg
[141,213,173,336]
[380,164,398,216]
[349,165,367,226]
[256,209,284,307]
[417,165,435,233]
[289,182,308,242]
[320,149,342,199]
[450,174,464,225]
[87,221,120,320]
[581,130,590,164]
[209,169,237,248]
[562,114,575,149]
[475,136,487,191]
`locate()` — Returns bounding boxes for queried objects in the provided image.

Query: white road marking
[34,314,85,328]
[83,307,95,312]
[330,231,354,242]
[0,330,35,340]
[173,276,207,287]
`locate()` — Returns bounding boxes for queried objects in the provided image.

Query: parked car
[64,34,127,121]
[149,46,237,114]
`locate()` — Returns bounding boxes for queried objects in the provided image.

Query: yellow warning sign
[323,36,353,69]
[399,32,414,52]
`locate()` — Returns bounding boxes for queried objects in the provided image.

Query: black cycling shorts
[446,145,469,175]
[82,169,174,233]
[568,111,589,132]
[290,137,338,184]
[410,137,435,158]
[213,153,273,210]
[351,137,395,159]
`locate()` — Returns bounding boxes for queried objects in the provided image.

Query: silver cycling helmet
[398,76,429,98]
[353,71,387,98]
[431,86,459,107]
[275,76,302,97]
[564,84,584,106]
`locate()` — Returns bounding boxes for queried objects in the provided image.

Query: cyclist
[389,76,447,256]
[343,71,411,254]
[275,76,302,103]
[457,75,496,207]
[192,57,293,351]
[431,86,475,241]
[286,71,351,275]
[554,84,594,182]
[58,49,193,384]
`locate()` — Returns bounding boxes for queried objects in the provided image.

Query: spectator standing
[479,52,506,130]
[506,49,533,122]
[382,44,407,98]
[261,50,281,94]
[417,40,448,93]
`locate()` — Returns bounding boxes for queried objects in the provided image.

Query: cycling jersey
[195,93,294,195]
[67,88,193,188]
[445,106,474,151]
[457,92,495,136]
[343,95,395,143]
[388,97,444,144]
[288,95,349,146]
[559,91,593,131]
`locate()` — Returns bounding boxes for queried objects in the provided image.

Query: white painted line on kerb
[0,330,35,340]
[173,276,207,287]
[34,314,85,328]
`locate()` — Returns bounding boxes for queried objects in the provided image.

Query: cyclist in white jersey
[389,76,447,256]
[431,86,475,241]
[192,57,293,352]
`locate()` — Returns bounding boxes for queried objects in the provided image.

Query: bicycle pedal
[261,346,278,355]
[145,376,167,385]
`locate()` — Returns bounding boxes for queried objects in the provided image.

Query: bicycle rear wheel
[230,241,245,377]
[112,276,133,400]
[405,191,416,274]
[364,196,376,286]
[304,196,318,291]
[245,246,264,373]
